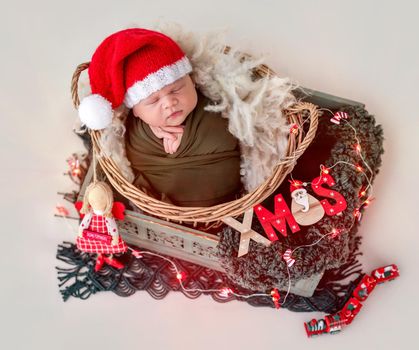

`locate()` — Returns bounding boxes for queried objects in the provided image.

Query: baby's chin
[164,113,188,126]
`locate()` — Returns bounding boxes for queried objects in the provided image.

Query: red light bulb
[290,124,299,135]
[320,166,330,175]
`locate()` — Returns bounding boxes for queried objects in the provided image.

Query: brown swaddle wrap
[125,92,242,207]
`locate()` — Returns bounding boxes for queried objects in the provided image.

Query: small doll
[75,181,127,271]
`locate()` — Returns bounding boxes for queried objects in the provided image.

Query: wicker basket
[71,56,320,223]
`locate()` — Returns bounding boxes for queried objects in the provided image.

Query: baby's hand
[150,125,184,154]
[111,236,119,246]
[149,125,183,140]
[163,133,183,154]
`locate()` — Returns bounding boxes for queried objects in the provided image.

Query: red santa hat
[289,179,304,194]
[78,28,192,130]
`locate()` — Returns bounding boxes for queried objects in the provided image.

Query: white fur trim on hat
[123,56,192,108]
[78,94,113,130]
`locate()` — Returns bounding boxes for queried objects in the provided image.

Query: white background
[1,0,417,349]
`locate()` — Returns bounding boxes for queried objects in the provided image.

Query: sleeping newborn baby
[126,74,242,207]
[78,28,241,207]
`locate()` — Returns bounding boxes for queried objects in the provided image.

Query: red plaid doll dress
[76,212,127,254]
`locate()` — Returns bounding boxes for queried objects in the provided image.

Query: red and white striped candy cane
[330,111,349,125]
[283,249,295,267]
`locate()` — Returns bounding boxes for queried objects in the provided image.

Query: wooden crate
[78,87,364,297]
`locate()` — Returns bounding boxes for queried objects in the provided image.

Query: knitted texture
[56,241,361,313]
[89,28,191,109]
[216,105,384,291]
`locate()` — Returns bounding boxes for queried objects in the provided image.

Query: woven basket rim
[72,58,319,223]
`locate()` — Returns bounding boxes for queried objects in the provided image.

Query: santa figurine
[75,181,127,271]
[290,180,325,226]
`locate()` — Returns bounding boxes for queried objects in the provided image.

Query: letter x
[222,209,271,257]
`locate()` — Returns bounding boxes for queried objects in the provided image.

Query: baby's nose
[163,95,178,108]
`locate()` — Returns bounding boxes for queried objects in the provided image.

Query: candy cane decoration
[283,249,295,267]
[330,111,349,125]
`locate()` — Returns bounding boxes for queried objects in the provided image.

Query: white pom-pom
[78,94,113,130]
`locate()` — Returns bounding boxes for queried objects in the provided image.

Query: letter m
[254,194,300,241]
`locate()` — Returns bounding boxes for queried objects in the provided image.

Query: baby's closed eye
[171,85,184,93]
[145,97,159,105]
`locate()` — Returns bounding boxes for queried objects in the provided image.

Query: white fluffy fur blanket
[96,25,296,192]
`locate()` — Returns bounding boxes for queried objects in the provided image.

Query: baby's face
[132,75,198,127]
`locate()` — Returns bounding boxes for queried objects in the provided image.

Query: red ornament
[270,288,281,309]
[254,194,300,240]
[311,173,347,216]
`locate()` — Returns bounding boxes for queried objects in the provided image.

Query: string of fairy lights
[56,109,375,308]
